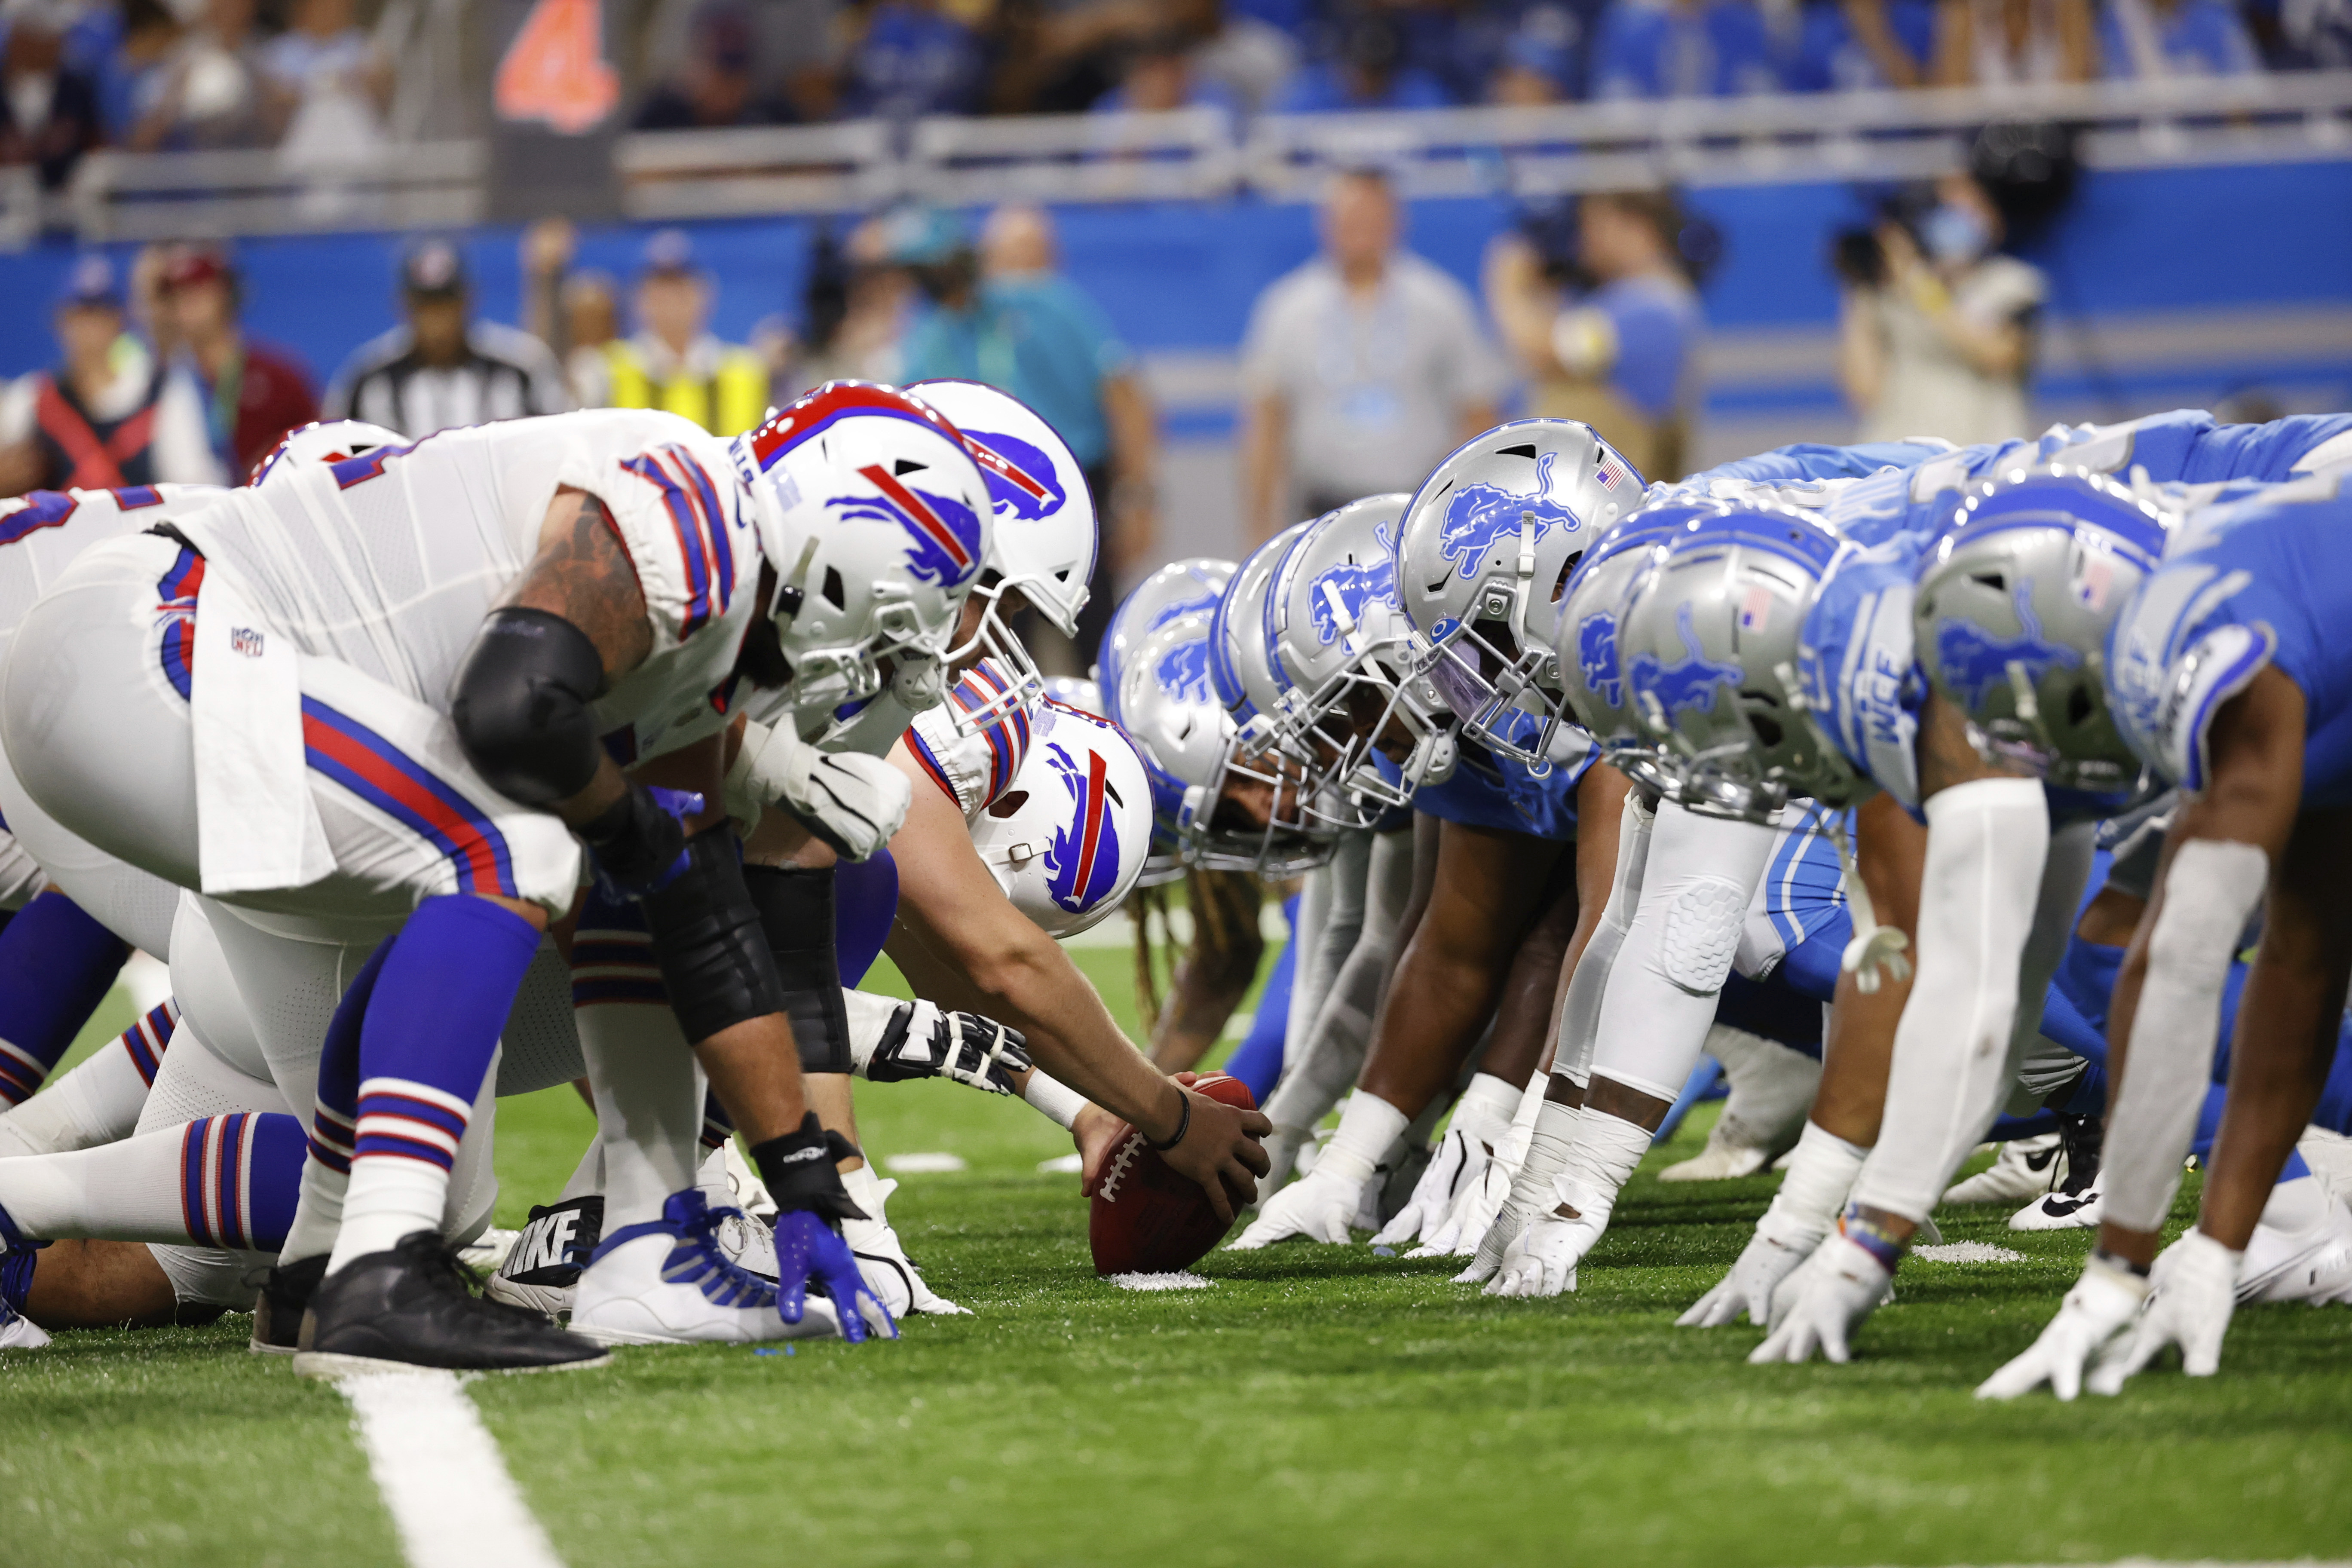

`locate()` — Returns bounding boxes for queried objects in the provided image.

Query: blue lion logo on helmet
[1629,603,1744,720]
[1148,588,1220,631]
[1155,638,1213,704]
[1307,557,1396,646]
[1438,451,1585,580]
[1577,612,1622,708]
[1042,740,1122,914]
[964,427,1068,523]
[1932,580,2082,714]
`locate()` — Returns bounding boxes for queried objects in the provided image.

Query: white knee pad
[1659,875,1750,994]
[135,1011,287,1134]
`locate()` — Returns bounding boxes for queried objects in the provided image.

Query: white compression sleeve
[1552,789,1654,1088]
[2102,837,2269,1234]
[1286,831,1371,1065]
[1261,830,1415,1136]
[1021,1070,1086,1130]
[1850,777,2051,1224]
[576,1003,706,1234]
[1586,801,1777,1102]
[1767,1119,1871,1241]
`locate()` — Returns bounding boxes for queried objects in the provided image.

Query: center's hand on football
[1156,1083,1272,1225]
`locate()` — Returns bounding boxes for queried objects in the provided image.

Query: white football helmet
[248,419,404,487]
[1395,420,1642,769]
[1264,495,1456,825]
[971,704,1152,937]
[909,379,1099,736]
[730,381,994,719]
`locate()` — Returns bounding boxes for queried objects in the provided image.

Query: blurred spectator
[577,229,768,437]
[0,3,104,190]
[1485,190,1703,483]
[1271,13,1453,110]
[898,202,1160,663]
[1168,0,1299,115]
[156,244,317,478]
[635,0,789,129]
[1786,0,1937,89]
[777,213,915,395]
[260,0,393,165]
[518,218,623,402]
[1238,168,1505,541]
[2098,0,2259,76]
[1837,172,2042,446]
[1093,31,1243,116]
[0,254,208,495]
[1488,4,1583,101]
[93,0,180,146]
[839,0,987,119]
[128,0,272,151]
[1930,0,2096,83]
[1590,0,1784,98]
[325,239,571,439]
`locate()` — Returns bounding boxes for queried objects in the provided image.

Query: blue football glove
[582,784,704,898]
[772,1209,898,1344]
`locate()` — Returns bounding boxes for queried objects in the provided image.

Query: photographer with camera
[1835,170,2044,447]
[1483,188,1706,483]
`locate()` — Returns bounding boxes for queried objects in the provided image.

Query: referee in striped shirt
[323,240,573,438]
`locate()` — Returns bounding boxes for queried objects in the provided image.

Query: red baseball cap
[159,245,233,292]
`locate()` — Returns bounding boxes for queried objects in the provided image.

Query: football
[1088,1074,1257,1276]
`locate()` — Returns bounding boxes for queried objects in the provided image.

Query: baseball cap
[641,228,700,279]
[401,239,467,297]
[159,244,232,293]
[57,253,120,310]
[876,205,967,267]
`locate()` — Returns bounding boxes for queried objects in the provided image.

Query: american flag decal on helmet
[1596,455,1630,491]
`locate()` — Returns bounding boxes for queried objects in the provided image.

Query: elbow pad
[640,829,789,1047]
[450,607,607,807]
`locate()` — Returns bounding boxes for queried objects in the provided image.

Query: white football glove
[1749,1233,1894,1365]
[1974,1252,2150,1401]
[728,720,911,862]
[1257,1123,1316,1202]
[1677,1206,1824,1329]
[1228,1164,1366,1250]
[1485,1200,1606,1298]
[1453,1191,1534,1285]
[2084,1228,2242,1394]
[1417,1147,1514,1259]
[1371,1124,1476,1250]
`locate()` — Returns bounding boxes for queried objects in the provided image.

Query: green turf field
[5,950,2351,1568]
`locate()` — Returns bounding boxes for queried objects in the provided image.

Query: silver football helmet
[1264,495,1456,826]
[1098,557,1235,686]
[1099,607,1229,888]
[1553,504,1703,796]
[1394,420,1642,769]
[1914,464,2170,795]
[1620,502,1859,820]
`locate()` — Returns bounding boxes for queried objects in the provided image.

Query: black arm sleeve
[639,829,789,1047]
[449,607,607,807]
[742,864,853,1076]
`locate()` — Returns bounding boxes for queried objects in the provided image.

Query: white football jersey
[0,484,230,668]
[169,410,765,766]
[905,659,1038,822]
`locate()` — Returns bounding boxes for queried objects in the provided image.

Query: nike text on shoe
[487,1195,604,1319]
[293,1231,612,1377]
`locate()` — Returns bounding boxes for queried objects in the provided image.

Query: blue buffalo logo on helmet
[1631,603,1744,719]
[1155,638,1214,704]
[1577,611,1622,708]
[1307,555,1397,647]
[1931,580,2083,714]
[961,427,1069,523]
[1437,450,1587,580]
[828,465,985,589]
[1043,740,1122,914]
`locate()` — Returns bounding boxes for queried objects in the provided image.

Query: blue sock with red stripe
[178,1113,306,1253]
[0,891,132,1106]
[834,848,898,988]
[328,897,540,1273]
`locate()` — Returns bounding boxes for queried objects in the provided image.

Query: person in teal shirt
[893,203,1161,664]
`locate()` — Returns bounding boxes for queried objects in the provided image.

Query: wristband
[1835,1201,1907,1274]
[1145,1090,1192,1152]
[747,1112,868,1227]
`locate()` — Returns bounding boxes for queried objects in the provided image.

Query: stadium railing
[23,71,2351,248]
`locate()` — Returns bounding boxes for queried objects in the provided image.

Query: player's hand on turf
[1485,1198,1604,1297]
[1257,1122,1316,1202]
[772,1209,899,1343]
[1372,1124,1474,1249]
[1158,1086,1272,1226]
[1420,1145,1513,1259]
[1974,1252,2148,1400]
[2084,1229,2241,1395]
[1229,1163,1363,1249]
[1678,1208,1821,1329]
[1453,1190,1531,1284]
[1749,1234,1892,1365]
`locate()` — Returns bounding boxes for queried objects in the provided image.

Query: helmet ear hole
[822,567,847,609]
[986,790,1029,818]
[2066,685,2094,726]
[1969,571,2006,592]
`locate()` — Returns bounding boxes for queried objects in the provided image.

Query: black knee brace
[640,830,787,1046]
[743,863,853,1075]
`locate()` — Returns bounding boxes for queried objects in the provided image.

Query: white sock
[332,1158,453,1270]
[1767,1119,1871,1243]
[279,1153,346,1265]
[840,1163,897,1251]
[328,1060,499,1273]
[0,1129,188,1241]
[578,1002,704,1233]
[1318,1091,1410,1187]
[1023,1070,1086,1130]
[557,1135,606,1204]
[1551,1108,1653,1225]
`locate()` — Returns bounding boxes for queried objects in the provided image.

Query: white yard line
[337,1371,566,1568]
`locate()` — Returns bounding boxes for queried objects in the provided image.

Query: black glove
[867,1000,1031,1094]
[579,782,698,897]
[747,1112,868,1228]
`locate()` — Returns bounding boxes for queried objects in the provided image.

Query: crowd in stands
[0,0,2334,198]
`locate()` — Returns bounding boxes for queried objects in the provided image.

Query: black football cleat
[250,1253,329,1356]
[292,1231,612,1378]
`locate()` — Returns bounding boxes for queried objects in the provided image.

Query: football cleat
[710,1142,779,1222]
[457,1227,523,1276]
[571,1189,841,1347]
[1660,1029,1820,1183]
[487,1195,605,1318]
[844,1176,966,1316]
[2238,1192,2352,1306]
[0,1200,52,1350]
[0,1299,47,1350]
[294,1231,612,1377]
[1943,1132,2066,1205]
[2010,1169,2103,1231]
[1656,1133,1774,1183]
[250,1253,329,1355]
